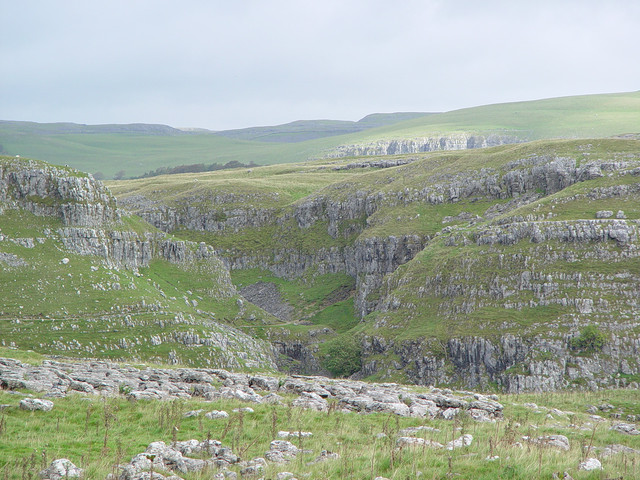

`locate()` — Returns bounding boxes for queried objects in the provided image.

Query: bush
[320,335,362,377]
[569,325,607,353]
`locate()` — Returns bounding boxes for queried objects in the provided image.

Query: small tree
[321,335,362,377]
[570,325,607,353]
[113,170,126,180]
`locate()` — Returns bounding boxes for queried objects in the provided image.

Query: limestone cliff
[112,139,640,391]
[0,155,277,370]
[323,133,523,158]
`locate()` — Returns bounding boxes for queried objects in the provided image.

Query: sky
[2,0,639,130]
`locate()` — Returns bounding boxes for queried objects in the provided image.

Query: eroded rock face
[324,134,523,158]
[118,153,619,321]
[0,158,118,226]
[361,332,640,393]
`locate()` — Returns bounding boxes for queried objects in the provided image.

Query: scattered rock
[610,423,640,435]
[445,434,473,450]
[265,440,299,463]
[39,459,83,479]
[578,458,602,471]
[19,398,54,411]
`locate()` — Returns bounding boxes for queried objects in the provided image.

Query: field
[0,379,638,479]
[1,91,639,178]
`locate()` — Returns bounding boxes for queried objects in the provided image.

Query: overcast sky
[2,0,639,130]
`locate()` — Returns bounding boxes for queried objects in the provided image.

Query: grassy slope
[0,208,276,368]
[0,384,638,479]
[0,156,280,367]
[110,138,640,380]
[357,142,640,352]
[2,91,639,178]
[349,90,640,141]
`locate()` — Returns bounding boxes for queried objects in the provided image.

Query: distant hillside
[1,91,639,179]
[323,90,640,157]
[0,113,430,178]
[214,113,433,142]
[0,120,183,135]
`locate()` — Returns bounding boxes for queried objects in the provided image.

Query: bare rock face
[324,134,523,158]
[0,157,118,226]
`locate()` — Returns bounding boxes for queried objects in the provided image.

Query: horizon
[3,1,639,130]
[2,88,638,132]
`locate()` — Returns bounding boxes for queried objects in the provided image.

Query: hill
[1,91,639,179]
[0,155,277,369]
[113,137,640,391]
[213,113,433,142]
[0,113,430,179]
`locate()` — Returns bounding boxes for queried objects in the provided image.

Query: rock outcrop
[323,134,523,158]
[0,156,118,226]
[0,357,504,421]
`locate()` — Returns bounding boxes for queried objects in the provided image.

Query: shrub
[569,325,607,353]
[320,335,362,377]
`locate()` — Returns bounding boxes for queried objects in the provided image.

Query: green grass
[230,269,355,324]
[0,205,277,368]
[0,385,638,479]
[3,91,640,178]
[348,90,640,142]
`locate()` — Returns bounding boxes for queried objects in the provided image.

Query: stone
[578,458,601,471]
[276,473,296,480]
[610,423,640,435]
[596,210,613,218]
[396,437,443,449]
[205,410,229,419]
[292,391,328,412]
[183,409,203,418]
[20,398,54,411]
[265,440,299,463]
[307,450,340,464]
[445,434,473,450]
[524,434,570,451]
[600,443,640,458]
[39,459,83,479]
[277,431,312,438]
[232,407,254,413]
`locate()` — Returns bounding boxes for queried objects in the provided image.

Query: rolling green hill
[1,91,639,179]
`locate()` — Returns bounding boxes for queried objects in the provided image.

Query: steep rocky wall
[324,134,523,158]
[121,154,610,317]
[361,331,640,393]
[0,157,118,226]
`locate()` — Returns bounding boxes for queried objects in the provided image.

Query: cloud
[2,1,639,129]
